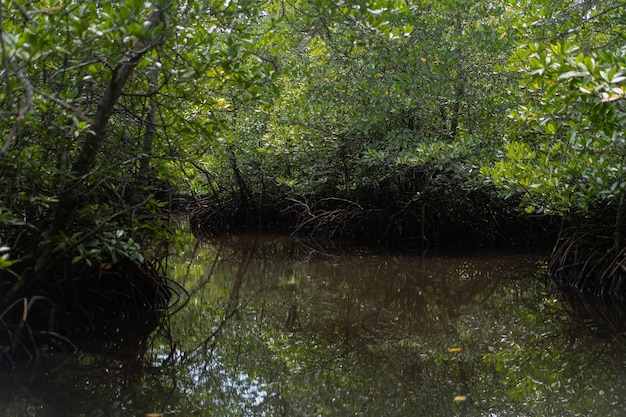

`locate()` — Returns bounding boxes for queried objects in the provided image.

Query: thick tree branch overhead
[52,5,169,231]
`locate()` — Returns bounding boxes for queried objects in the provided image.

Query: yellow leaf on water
[448,347,462,353]
[454,395,468,402]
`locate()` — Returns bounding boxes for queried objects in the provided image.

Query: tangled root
[550,227,626,296]
[0,259,183,370]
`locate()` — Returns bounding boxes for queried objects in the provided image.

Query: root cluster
[0,259,179,370]
[550,227,626,297]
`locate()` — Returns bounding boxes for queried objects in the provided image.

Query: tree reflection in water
[3,234,626,416]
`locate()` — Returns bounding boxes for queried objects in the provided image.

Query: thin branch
[9,0,30,22]
[0,2,10,103]
[47,59,100,80]
[120,89,160,97]
[34,88,94,124]
[0,64,34,158]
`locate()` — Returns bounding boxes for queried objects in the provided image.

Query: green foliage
[0,245,17,270]
[187,0,519,240]
[3,0,621,294]
[54,229,144,266]
[0,0,284,266]
[0,0,535,251]
[484,1,626,218]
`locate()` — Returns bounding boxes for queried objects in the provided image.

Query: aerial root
[0,258,178,369]
[550,227,626,297]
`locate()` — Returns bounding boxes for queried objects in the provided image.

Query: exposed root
[284,197,377,239]
[183,189,558,246]
[0,258,183,370]
[188,196,242,233]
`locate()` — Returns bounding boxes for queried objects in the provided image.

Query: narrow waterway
[159,234,626,416]
[3,233,626,416]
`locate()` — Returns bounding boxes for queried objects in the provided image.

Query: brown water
[3,233,626,416]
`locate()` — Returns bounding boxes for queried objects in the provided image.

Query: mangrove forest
[1,0,626,413]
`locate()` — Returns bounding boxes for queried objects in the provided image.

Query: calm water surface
[4,233,626,416]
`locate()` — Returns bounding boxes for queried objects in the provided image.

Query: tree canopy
[1,0,626,364]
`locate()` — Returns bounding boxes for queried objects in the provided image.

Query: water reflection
[3,234,626,416]
[161,234,626,416]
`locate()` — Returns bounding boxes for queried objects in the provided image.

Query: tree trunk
[52,11,166,233]
[449,11,465,141]
[139,67,159,184]
[129,66,160,210]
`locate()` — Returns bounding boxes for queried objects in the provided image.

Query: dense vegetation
[0,0,625,361]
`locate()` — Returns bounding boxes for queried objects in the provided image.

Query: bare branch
[0,64,34,158]
[34,88,94,124]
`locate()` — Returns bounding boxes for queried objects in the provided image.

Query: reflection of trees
[10,235,626,416]
[0,330,182,416]
[162,236,557,416]
[169,236,626,416]
[0,257,187,415]
[555,284,626,342]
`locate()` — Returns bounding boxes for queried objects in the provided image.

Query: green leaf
[558,70,587,79]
